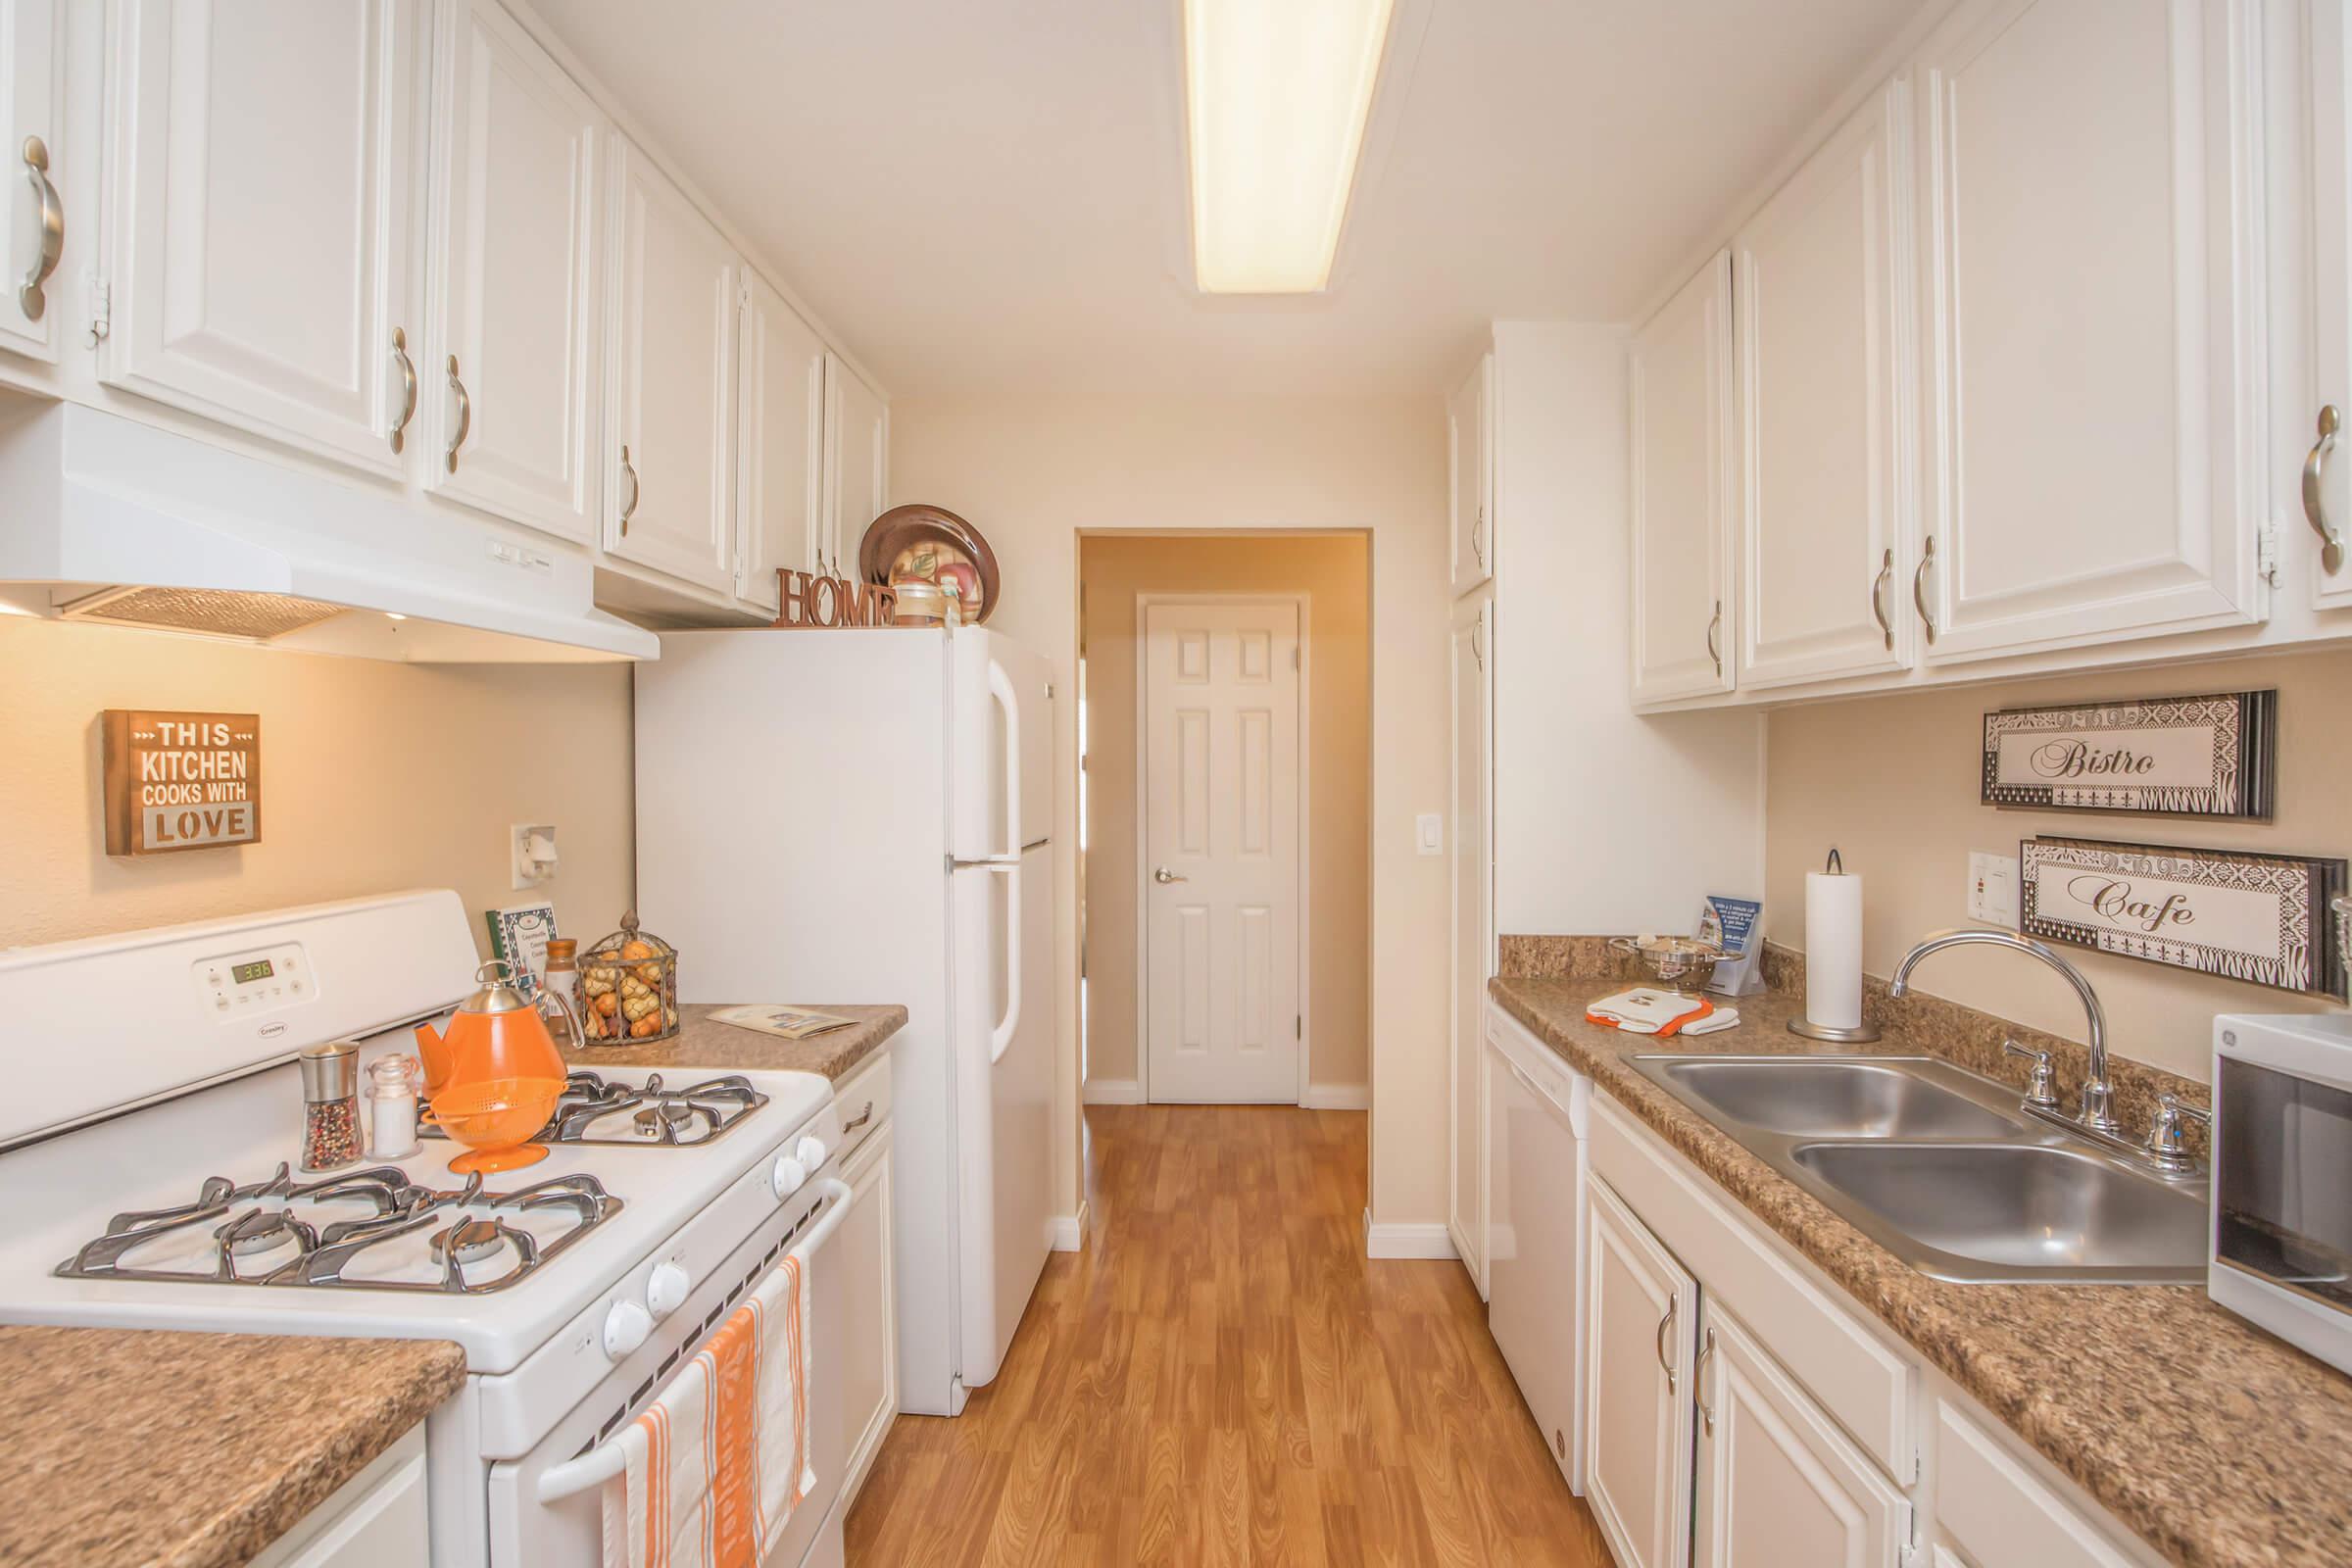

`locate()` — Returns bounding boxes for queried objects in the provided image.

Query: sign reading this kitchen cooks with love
[2021,836,2347,997]
[1983,690,2275,819]
[101,710,261,855]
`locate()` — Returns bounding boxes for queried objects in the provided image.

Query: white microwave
[2211,1011,2352,1373]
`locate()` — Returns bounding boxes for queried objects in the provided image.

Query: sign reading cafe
[102,710,262,855]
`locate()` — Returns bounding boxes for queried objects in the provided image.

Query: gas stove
[416,1068,768,1149]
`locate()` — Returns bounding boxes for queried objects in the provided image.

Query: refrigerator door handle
[987,657,1021,860]
[987,859,1022,1063]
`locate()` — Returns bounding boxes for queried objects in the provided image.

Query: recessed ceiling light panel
[1184,0,1396,294]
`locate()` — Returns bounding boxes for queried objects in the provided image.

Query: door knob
[1153,866,1187,884]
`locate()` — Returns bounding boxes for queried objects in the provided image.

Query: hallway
[844,1104,1613,1565]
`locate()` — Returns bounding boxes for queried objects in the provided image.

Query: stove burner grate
[417,1069,769,1149]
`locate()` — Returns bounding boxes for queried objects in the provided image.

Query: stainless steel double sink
[1628,1054,2209,1284]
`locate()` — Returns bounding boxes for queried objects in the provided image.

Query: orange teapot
[414,960,580,1096]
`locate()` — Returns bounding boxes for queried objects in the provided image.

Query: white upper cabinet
[1583,1177,1698,1568]
[1630,252,1736,705]
[1911,0,2265,661]
[824,350,887,574]
[2307,0,2352,612]
[735,269,825,611]
[605,134,737,593]
[0,0,63,365]
[1736,81,1914,689]
[424,0,602,542]
[105,0,418,477]
[1448,351,1494,595]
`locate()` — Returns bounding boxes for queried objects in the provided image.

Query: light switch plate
[1968,851,2019,926]
[1416,813,1444,857]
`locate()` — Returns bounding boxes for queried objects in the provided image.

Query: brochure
[1698,895,1766,997]
[710,1004,859,1042]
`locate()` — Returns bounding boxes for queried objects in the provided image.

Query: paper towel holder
[1789,845,1884,1043]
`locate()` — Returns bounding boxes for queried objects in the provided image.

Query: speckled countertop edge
[1490,973,2352,1568]
[0,1327,464,1568]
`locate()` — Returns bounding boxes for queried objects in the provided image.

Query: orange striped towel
[600,1252,815,1568]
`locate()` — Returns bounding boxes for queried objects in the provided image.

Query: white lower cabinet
[833,1098,897,1508]
[1932,1403,2135,1568]
[1584,1175,1697,1568]
[1692,1302,1910,1568]
[248,1425,428,1568]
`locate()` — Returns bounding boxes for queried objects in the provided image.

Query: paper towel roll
[1805,869,1865,1031]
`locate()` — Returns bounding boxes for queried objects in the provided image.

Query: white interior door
[1143,600,1301,1104]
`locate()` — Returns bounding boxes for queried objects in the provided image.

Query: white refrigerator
[633,624,1055,1416]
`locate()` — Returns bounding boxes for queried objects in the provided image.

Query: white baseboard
[1361,1209,1458,1260]
[1082,1078,1142,1105]
[1048,1203,1089,1252]
[1299,1082,1369,1110]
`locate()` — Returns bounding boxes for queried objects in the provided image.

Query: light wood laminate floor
[845,1103,1614,1565]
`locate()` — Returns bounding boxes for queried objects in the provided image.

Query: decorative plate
[858,504,1001,624]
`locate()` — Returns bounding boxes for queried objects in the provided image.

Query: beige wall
[893,392,1452,1229]
[1,616,637,956]
[1077,533,1372,1096]
[1767,647,2352,1082]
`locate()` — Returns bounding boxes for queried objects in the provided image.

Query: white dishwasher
[1483,1003,1592,1494]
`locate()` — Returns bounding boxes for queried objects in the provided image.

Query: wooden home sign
[771,568,898,628]
[1982,690,2276,819]
[2021,836,2347,997]
[101,710,262,855]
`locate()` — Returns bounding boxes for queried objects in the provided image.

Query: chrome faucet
[1887,928,2119,1133]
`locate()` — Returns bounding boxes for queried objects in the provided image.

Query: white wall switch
[1968,851,2019,926]
[1416,813,1444,856]
[513,823,559,889]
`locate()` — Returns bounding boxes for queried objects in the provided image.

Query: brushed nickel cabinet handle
[1871,548,1893,650]
[1654,1298,1680,1393]
[1705,600,1723,678]
[1471,620,1484,671]
[1473,505,1486,568]
[388,327,417,455]
[1696,1327,1719,1435]
[1913,535,1937,645]
[445,356,471,472]
[2304,405,2346,575]
[617,444,640,536]
[19,135,62,322]
[841,1100,874,1134]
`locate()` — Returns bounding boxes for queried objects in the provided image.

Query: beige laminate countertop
[0,1325,463,1568]
[1491,975,2352,1568]
[561,1002,906,1083]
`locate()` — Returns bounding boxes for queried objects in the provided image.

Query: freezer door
[952,627,1054,860]
[952,842,1054,1388]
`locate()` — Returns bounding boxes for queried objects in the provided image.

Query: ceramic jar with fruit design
[576,910,680,1045]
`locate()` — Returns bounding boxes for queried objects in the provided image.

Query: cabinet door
[1448,351,1494,594]
[1737,81,1913,689]
[824,351,888,574]
[1691,1303,1910,1568]
[836,1121,897,1504]
[1631,253,1736,705]
[0,0,63,365]
[1448,591,1492,1288]
[106,0,417,476]
[606,136,737,591]
[736,270,825,611]
[424,0,601,542]
[1485,1035,1583,1490]
[2308,0,2352,611]
[1584,1176,1698,1568]
[1913,0,2264,660]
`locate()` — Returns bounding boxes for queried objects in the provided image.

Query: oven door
[486,1175,855,1568]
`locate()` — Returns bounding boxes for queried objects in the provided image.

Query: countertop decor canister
[1791,848,1880,1042]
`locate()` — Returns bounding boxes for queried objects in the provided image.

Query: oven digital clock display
[231,958,274,984]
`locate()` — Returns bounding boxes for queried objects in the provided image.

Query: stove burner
[416,1069,768,1149]
[53,1163,622,1295]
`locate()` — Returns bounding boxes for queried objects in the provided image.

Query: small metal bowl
[1609,935,1732,994]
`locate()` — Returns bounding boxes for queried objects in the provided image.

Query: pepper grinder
[298,1040,365,1171]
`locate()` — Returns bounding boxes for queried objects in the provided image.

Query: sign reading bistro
[101,710,262,855]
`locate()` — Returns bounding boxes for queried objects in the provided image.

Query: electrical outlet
[513,823,559,889]
[1968,851,2019,926]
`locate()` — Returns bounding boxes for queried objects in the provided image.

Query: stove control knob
[770,1152,809,1200]
[602,1299,652,1361]
[795,1133,829,1169]
[646,1262,691,1322]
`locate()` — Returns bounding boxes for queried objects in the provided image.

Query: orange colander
[426,1076,564,1174]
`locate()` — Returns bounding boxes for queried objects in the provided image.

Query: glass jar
[298,1040,364,1171]
[540,937,584,1053]
[365,1053,422,1159]
[578,910,680,1045]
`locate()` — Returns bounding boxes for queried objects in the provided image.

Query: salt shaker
[366,1052,422,1159]
[298,1041,364,1172]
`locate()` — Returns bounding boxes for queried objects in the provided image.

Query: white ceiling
[529,0,1925,400]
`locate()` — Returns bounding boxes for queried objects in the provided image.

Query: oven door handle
[535,1176,853,1505]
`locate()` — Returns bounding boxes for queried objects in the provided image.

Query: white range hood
[0,399,660,662]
